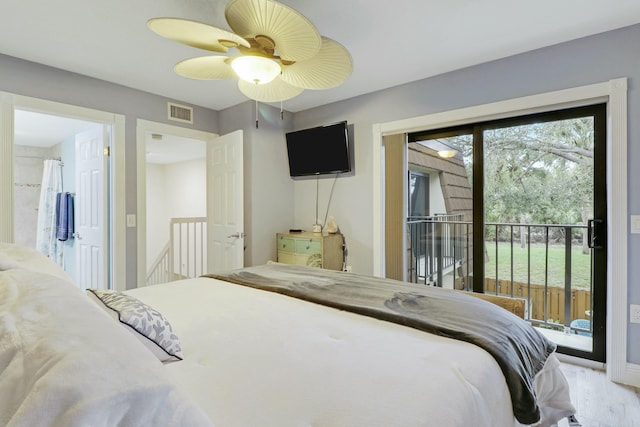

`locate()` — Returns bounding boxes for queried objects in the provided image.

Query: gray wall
[292,24,640,363]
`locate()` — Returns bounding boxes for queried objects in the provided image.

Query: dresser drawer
[276,251,296,265]
[277,236,296,252]
[294,238,321,255]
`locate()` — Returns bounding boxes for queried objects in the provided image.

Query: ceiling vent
[167,102,193,124]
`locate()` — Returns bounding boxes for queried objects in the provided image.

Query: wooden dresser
[276,232,344,270]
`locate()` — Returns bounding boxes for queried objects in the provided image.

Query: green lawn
[484,241,591,288]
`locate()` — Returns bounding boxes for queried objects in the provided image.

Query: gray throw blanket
[205,263,556,425]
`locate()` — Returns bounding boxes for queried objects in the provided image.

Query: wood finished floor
[555,362,640,427]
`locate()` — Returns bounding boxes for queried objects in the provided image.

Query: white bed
[0,243,575,427]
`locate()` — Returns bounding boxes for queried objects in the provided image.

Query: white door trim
[0,92,125,291]
[372,78,629,385]
[136,119,218,287]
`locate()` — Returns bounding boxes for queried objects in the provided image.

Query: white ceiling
[14,110,100,147]
[3,0,640,114]
[145,132,206,164]
[8,0,640,160]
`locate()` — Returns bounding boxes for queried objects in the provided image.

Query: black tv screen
[285,121,351,177]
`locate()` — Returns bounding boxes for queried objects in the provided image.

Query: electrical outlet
[631,304,640,323]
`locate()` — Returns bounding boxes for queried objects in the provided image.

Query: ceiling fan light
[231,56,281,84]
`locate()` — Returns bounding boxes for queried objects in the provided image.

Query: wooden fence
[483,278,591,325]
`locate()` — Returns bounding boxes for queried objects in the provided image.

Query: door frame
[136,119,218,286]
[0,92,126,291]
[373,78,629,383]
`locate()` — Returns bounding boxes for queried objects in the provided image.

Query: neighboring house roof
[408,142,472,220]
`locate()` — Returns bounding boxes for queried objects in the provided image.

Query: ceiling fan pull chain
[255,100,259,129]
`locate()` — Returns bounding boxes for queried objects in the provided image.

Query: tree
[451,116,594,233]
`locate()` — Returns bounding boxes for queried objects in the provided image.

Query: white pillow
[0,269,211,427]
[87,288,184,362]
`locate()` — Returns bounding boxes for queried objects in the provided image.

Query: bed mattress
[1,243,572,426]
[128,277,544,426]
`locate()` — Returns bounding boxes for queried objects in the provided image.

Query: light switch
[631,304,640,323]
[126,214,137,228]
[631,215,640,234]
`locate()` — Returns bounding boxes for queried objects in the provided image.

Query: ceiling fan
[148,0,353,104]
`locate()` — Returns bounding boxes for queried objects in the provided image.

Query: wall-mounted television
[285,121,351,177]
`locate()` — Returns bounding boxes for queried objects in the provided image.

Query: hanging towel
[66,193,74,240]
[56,192,74,241]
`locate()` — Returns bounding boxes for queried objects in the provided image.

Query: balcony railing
[407,217,593,337]
[407,213,466,286]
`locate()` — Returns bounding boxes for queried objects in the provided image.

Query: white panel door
[76,127,107,289]
[207,130,243,273]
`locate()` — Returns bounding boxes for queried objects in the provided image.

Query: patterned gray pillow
[87,289,183,362]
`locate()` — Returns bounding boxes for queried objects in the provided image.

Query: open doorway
[145,131,207,285]
[1,93,126,291]
[13,109,103,284]
[136,120,215,287]
[136,120,245,286]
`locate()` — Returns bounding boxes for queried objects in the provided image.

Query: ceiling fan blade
[175,56,236,80]
[238,77,304,102]
[280,37,353,90]
[225,0,321,62]
[148,18,250,53]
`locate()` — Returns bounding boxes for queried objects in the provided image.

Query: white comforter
[128,277,572,427]
[0,240,572,427]
[0,268,213,427]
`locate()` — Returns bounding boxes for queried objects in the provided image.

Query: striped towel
[56,192,74,241]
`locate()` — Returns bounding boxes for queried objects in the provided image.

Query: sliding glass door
[407,103,606,362]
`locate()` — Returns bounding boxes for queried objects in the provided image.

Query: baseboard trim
[555,353,606,371]
[623,363,640,388]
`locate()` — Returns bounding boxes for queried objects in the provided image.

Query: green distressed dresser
[276,232,344,270]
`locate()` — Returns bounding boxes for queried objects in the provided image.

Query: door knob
[227,232,245,239]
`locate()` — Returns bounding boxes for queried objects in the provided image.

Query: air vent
[167,102,193,124]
